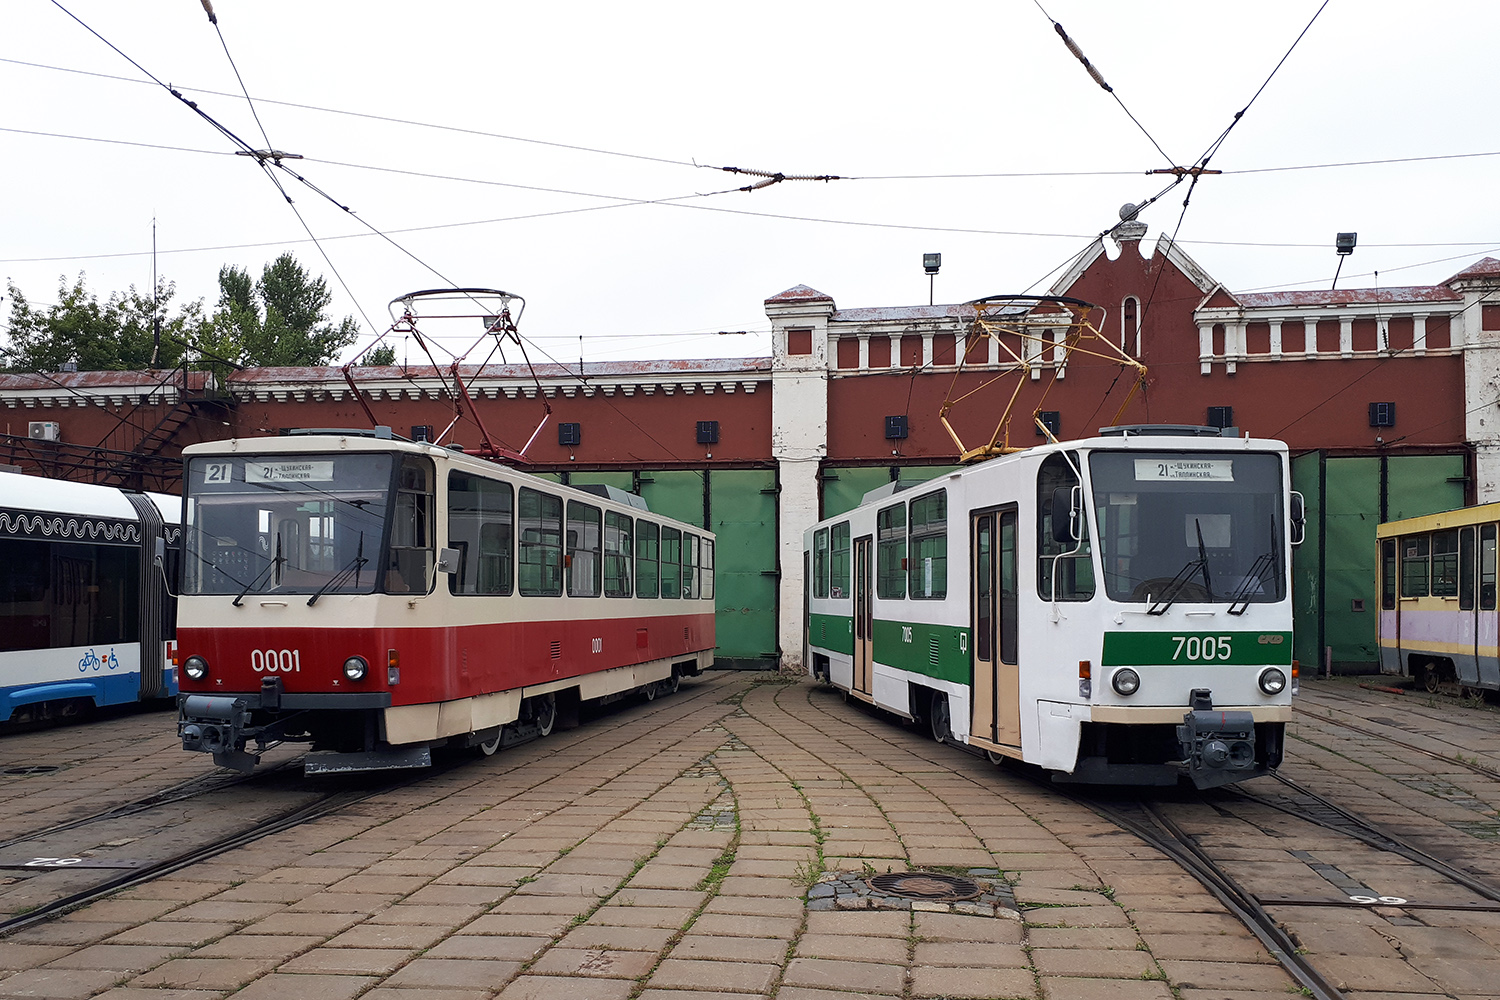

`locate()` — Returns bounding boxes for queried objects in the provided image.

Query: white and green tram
[803,426,1303,789]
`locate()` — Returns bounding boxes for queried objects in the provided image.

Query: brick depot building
[5,226,1498,673]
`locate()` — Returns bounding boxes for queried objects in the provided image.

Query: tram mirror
[153,537,166,568]
[1289,492,1306,547]
[1050,488,1078,544]
[436,547,462,574]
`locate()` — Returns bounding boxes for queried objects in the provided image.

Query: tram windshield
[182,454,392,598]
[1088,451,1285,605]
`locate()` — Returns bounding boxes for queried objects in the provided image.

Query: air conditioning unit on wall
[28,421,60,442]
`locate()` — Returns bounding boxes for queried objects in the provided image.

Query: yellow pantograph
[938,295,1148,463]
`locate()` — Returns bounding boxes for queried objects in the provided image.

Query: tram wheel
[534,693,556,737]
[929,691,951,744]
[985,749,1004,766]
[1422,662,1442,693]
[643,682,658,702]
[664,669,681,695]
[476,729,502,756]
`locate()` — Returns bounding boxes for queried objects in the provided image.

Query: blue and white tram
[804,426,1303,789]
[0,470,180,723]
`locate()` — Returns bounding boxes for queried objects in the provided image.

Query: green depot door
[1293,452,1466,672]
[708,470,778,669]
[638,469,778,670]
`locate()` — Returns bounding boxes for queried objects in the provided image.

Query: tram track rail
[1081,794,1348,1000]
[0,754,306,854]
[1232,772,1500,900]
[0,786,368,937]
[0,673,735,939]
[1294,696,1500,781]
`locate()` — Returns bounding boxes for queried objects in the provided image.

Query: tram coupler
[178,694,260,771]
[1176,689,1258,790]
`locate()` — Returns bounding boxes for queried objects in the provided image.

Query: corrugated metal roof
[1444,256,1500,283]
[765,284,834,304]
[1235,286,1461,308]
[0,370,210,391]
[831,303,977,323]
[227,358,771,385]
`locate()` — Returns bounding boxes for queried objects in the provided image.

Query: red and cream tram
[175,429,715,772]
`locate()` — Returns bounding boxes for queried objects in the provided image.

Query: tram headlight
[1111,668,1141,696]
[1258,667,1288,695]
[343,656,369,682]
[184,655,209,681]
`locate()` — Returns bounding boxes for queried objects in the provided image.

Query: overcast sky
[3,1,1497,369]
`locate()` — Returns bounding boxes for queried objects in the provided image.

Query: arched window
[1122,296,1140,356]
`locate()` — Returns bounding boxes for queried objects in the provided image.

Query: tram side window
[877,504,906,600]
[636,520,659,598]
[1481,524,1497,611]
[604,511,633,597]
[661,527,683,599]
[701,539,715,600]
[0,539,51,652]
[684,534,700,599]
[448,472,513,596]
[519,488,563,597]
[1038,453,1094,601]
[0,542,140,652]
[1400,536,1429,597]
[1431,530,1459,597]
[567,502,603,598]
[1460,527,1476,610]
[908,490,947,600]
[387,458,435,594]
[829,522,851,599]
[1000,511,1018,665]
[812,528,830,599]
[1380,539,1397,610]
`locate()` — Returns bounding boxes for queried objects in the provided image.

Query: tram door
[971,509,1020,747]
[854,536,874,697]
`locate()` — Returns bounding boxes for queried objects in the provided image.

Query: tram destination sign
[246,460,336,484]
[1135,459,1233,482]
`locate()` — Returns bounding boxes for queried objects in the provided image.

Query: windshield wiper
[1227,550,1277,616]
[233,533,284,607]
[307,532,367,607]
[1146,521,1214,616]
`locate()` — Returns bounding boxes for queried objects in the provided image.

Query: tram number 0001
[251,649,301,673]
[1171,635,1233,662]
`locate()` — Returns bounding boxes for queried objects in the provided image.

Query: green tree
[2,275,201,373]
[357,343,397,366]
[210,253,359,367]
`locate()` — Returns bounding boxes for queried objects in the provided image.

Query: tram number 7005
[1171,635,1233,662]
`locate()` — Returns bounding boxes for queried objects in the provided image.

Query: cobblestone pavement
[0,673,1496,999]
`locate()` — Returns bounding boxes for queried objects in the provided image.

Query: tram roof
[1376,500,1500,538]
[0,469,179,523]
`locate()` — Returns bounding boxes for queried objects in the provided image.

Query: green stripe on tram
[1101,631,1293,667]
[809,613,854,655]
[871,618,970,685]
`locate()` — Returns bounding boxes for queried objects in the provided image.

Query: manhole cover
[3,766,60,776]
[868,871,982,901]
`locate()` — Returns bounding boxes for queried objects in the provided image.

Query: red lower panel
[178,612,715,705]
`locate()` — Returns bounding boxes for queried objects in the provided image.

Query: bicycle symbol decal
[76,649,121,672]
